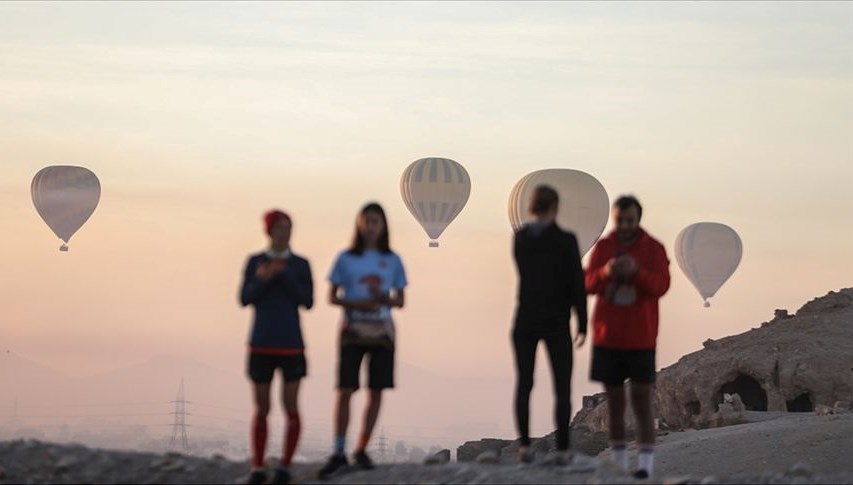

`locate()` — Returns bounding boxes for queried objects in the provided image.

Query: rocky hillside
[571,288,853,433]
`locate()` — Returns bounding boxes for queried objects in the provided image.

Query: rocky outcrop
[455,438,512,462]
[655,288,853,429]
[571,289,853,432]
[456,427,610,463]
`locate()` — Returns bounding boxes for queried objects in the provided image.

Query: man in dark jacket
[512,185,588,465]
[240,210,314,485]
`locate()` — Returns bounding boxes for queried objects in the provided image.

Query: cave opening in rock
[718,373,767,411]
[685,400,701,416]
[786,393,814,412]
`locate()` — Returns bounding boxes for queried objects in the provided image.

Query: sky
[1,1,852,449]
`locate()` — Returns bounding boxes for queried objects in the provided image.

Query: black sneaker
[633,469,650,479]
[353,450,375,470]
[317,454,348,480]
[271,467,291,484]
[247,470,267,485]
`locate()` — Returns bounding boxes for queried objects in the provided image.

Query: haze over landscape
[1,1,851,461]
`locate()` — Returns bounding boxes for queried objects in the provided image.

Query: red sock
[356,432,370,453]
[282,412,301,466]
[251,414,268,468]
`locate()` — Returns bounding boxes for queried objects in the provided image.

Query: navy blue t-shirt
[240,250,314,350]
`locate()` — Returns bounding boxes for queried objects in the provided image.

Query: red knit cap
[264,210,292,235]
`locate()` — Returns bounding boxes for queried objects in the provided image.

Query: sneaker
[247,470,267,485]
[271,467,291,485]
[633,469,650,479]
[353,450,375,470]
[317,454,348,480]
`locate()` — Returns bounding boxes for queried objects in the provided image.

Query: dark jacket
[240,252,314,349]
[513,222,588,334]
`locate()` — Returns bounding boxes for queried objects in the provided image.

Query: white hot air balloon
[675,222,742,307]
[508,169,609,257]
[400,157,471,247]
[31,165,101,252]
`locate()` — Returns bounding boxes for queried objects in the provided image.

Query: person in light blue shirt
[318,202,408,479]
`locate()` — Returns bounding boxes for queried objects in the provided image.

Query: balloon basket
[429,240,439,248]
[704,301,710,308]
[59,244,69,252]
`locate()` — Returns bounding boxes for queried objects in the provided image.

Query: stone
[816,404,835,416]
[53,455,79,472]
[730,393,747,412]
[663,476,693,485]
[423,449,451,465]
[475,450,500,464]
[787,462,813,477]
[456,438,512,462]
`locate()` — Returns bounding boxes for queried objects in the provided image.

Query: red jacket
[585,228,670,350]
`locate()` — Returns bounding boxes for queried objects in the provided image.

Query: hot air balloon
[508,169,609,256]
[31,165,101,252]
[400,157,471,247]
[675,222,742,307]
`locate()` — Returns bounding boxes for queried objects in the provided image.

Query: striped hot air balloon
[400,157,471,247]
[31,165,101,252]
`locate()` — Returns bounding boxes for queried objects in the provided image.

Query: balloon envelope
[31,165,101,251]
[400,157,471,247]
[508,169,609,256]
[675,222,742,307]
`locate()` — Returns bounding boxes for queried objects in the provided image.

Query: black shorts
[338,344,394,390]
[247,353,307,384]
[590,346,656,386]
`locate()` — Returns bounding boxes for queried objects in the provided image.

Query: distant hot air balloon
[508,169,609,256]
[31,165,101,252]
[400,157,471,247]
[675,222,742,307]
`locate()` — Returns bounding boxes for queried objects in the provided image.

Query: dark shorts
[247,353,307,384]
[338,344,394,390]
[590,346,656,386]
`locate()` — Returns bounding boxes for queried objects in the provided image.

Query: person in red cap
[239,209,314,485]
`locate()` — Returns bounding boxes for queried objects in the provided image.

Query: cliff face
[572,288,853,432]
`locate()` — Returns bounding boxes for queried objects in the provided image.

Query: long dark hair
[348,202,391,255]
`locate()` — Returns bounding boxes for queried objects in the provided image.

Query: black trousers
[512,326,572,450]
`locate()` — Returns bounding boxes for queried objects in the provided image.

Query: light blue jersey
[328,249,408,339]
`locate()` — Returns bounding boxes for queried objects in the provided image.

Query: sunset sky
[1,2,851,447]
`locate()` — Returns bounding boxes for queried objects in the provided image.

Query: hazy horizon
[1,1,851,456]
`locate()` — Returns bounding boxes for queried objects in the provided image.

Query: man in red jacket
[585,195,670,479]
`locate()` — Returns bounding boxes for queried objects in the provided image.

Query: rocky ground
[1,413,852,484]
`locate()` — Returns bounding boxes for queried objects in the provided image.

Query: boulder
[475,450,500,464]
[423,449,451,465]
[456,438,512,462]
[816,404,835,416]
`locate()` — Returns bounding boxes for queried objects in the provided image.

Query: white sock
[611,444,628,470]
[638,448,654,475]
